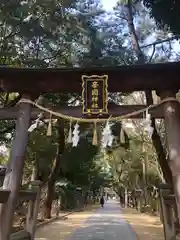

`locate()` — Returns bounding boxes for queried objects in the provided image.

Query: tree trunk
[43,119,65,218]
[44,180,55,219]
[125,187,128,208]
[126,0,172,184]
[142,158,148,206]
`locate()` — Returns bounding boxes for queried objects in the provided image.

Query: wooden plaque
[82,75,108,115]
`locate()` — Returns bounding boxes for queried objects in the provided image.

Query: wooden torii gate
[0,61,180,239]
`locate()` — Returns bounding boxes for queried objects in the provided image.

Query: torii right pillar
[157,90,180,222]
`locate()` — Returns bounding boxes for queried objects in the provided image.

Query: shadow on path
[66,200,137,240]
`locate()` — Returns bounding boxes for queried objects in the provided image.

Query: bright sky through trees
[101,0,118,10]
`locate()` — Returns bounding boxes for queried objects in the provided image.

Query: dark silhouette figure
[100,196,104,208]
[84,194,88,208]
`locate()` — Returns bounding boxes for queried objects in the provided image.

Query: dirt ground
[36,204,165,240]
[35,204,99,240]
[122,208,164,240]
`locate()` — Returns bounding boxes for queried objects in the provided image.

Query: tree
[106,134,162,211]
[1,0,178,228]
[143,0,180,36]
[62,135,98,187]
[0,93,22,144]
[26,122,101,217]
[114,0,172,184]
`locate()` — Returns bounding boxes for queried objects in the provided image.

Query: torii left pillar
[0,94,32,240]
[157,90,180,222]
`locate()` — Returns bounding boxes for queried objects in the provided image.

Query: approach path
[35,200,137,240]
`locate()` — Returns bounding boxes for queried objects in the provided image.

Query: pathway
[122,207,164,240]
[35,200,137,240]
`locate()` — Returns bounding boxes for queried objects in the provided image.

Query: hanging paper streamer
[47,114,52,136]
[107,135,114,147]
[28,122,38,132]
[144,109,154,138]
[142,142,145,152]
[147,125,154,138]
[145,109,151,121]
[72,123,80,147]
[92,122,98,146]
[120,127,125,144]
[28,113,43,132]
[67,121,72,143]
[23,97,159,148]
[101,121,114,148]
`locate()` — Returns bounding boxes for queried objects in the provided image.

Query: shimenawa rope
[19,97,179,123]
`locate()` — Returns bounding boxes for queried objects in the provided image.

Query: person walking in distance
[84,193,88,208]
[100,196,104,208]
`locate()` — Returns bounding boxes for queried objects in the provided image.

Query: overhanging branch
[141,35,180,49]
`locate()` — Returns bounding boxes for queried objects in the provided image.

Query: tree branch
[148,44,156,62]
[127,0,144,62]
[141,35,180,49]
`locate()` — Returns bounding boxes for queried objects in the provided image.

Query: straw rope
[19,97,179,123]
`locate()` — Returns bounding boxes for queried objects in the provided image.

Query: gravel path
[66,200,137,240]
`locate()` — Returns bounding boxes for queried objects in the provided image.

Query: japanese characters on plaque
[82,75,108,115]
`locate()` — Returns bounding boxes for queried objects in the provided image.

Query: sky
[101,0,118,10]
[100,0,180,55]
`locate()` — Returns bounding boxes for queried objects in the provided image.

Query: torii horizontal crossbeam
[0,104,164,120]
[0,62,180,93]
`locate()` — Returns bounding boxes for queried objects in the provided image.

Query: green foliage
[25,124,105,191]
[0,154,8,165]
[107,136,162,192]
[0,120,15,144]
[62,136,98,187]
[143,0,180,35]
[25,125,57,180]
[0,0,176,209]
[59,184,81,210]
